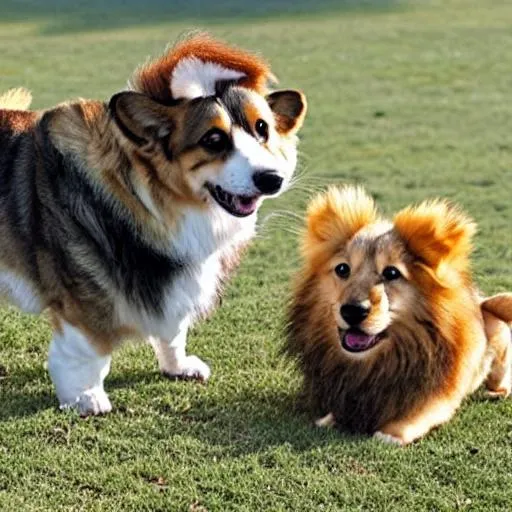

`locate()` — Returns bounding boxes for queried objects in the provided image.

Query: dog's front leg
[374,396,459,445]
[149,317,210,382]
[48,321,112,416]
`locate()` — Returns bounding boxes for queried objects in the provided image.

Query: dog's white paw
[373,431,405,446]
[60,388,112,417]
[315,412,336,428]
[484,387,510,399]
[163,355,211,382]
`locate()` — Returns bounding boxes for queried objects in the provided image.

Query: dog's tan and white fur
[285,186,512,445]
[0,35,306,415]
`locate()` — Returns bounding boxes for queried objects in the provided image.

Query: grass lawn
[1,0,512,509]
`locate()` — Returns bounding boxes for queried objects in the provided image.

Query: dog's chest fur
[116,206,256,338]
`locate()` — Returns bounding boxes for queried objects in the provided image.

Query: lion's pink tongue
[344,331,377,350]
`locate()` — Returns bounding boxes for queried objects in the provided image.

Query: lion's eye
[334,263,351,279]
[255,119,269,142]
[382,266,401,281]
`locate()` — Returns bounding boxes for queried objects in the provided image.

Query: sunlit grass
[0,0,511,509]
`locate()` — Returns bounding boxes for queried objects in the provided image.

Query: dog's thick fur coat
[285,186,512,445]
[0,35,306,415]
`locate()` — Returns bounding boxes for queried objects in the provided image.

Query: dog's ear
[109,92,174,147]
[266,90,307,135]
[394,199,476,281]
[481,293,512,324]
[303,185,378,263]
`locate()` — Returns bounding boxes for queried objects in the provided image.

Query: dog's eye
[199,129,230,153]
[334,263,351,279]
[255,119,269,142]
[382,266,401,281]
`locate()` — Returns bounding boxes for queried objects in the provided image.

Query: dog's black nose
[253,171,283,195]
[340,303,370,326]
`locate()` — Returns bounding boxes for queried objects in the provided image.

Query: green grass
[1,0,512,509]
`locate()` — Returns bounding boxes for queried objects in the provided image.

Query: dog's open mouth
[206,183,259,218]
[340,328,385,353]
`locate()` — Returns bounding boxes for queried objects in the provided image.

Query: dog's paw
[484,387,510,399]
[373,431,405,446]
[60,388,112,417]
[163,355,211,382]
[315,412,335,428]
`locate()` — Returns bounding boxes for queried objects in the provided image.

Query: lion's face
[315,222,422,357]
[286,185,482,436]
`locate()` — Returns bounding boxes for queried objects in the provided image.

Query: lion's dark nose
[253,171,283,195]
[340,303,370,326]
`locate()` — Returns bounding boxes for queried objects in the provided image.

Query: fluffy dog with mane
[285,185,511,445]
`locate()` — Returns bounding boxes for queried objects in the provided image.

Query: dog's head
[108,34,306,220]
[301,185,476,358]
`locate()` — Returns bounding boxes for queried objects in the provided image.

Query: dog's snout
[340,303,370,326]
[253,171,283,195]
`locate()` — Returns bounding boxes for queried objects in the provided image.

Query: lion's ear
[393,199,476,277]
[302,185,378,263]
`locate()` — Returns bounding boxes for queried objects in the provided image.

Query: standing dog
[285,186,511,445]
[0,35,307,415]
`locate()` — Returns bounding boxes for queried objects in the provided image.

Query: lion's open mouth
[206,183,259,218]
[340,328,385,353]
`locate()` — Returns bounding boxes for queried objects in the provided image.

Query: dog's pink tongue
[344,331,376,350]
[233,195,257,215]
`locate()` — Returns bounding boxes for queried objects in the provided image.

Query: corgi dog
[0,34,307,415]
[285,185,511,445]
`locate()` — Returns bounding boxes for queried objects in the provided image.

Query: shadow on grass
[0,389,56,418]
[3,0,403,35]
[0,366,361,454]
[110,369,366,455]
[0,366,55,419]
[157,386,354,455]
[2,364,507,457]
